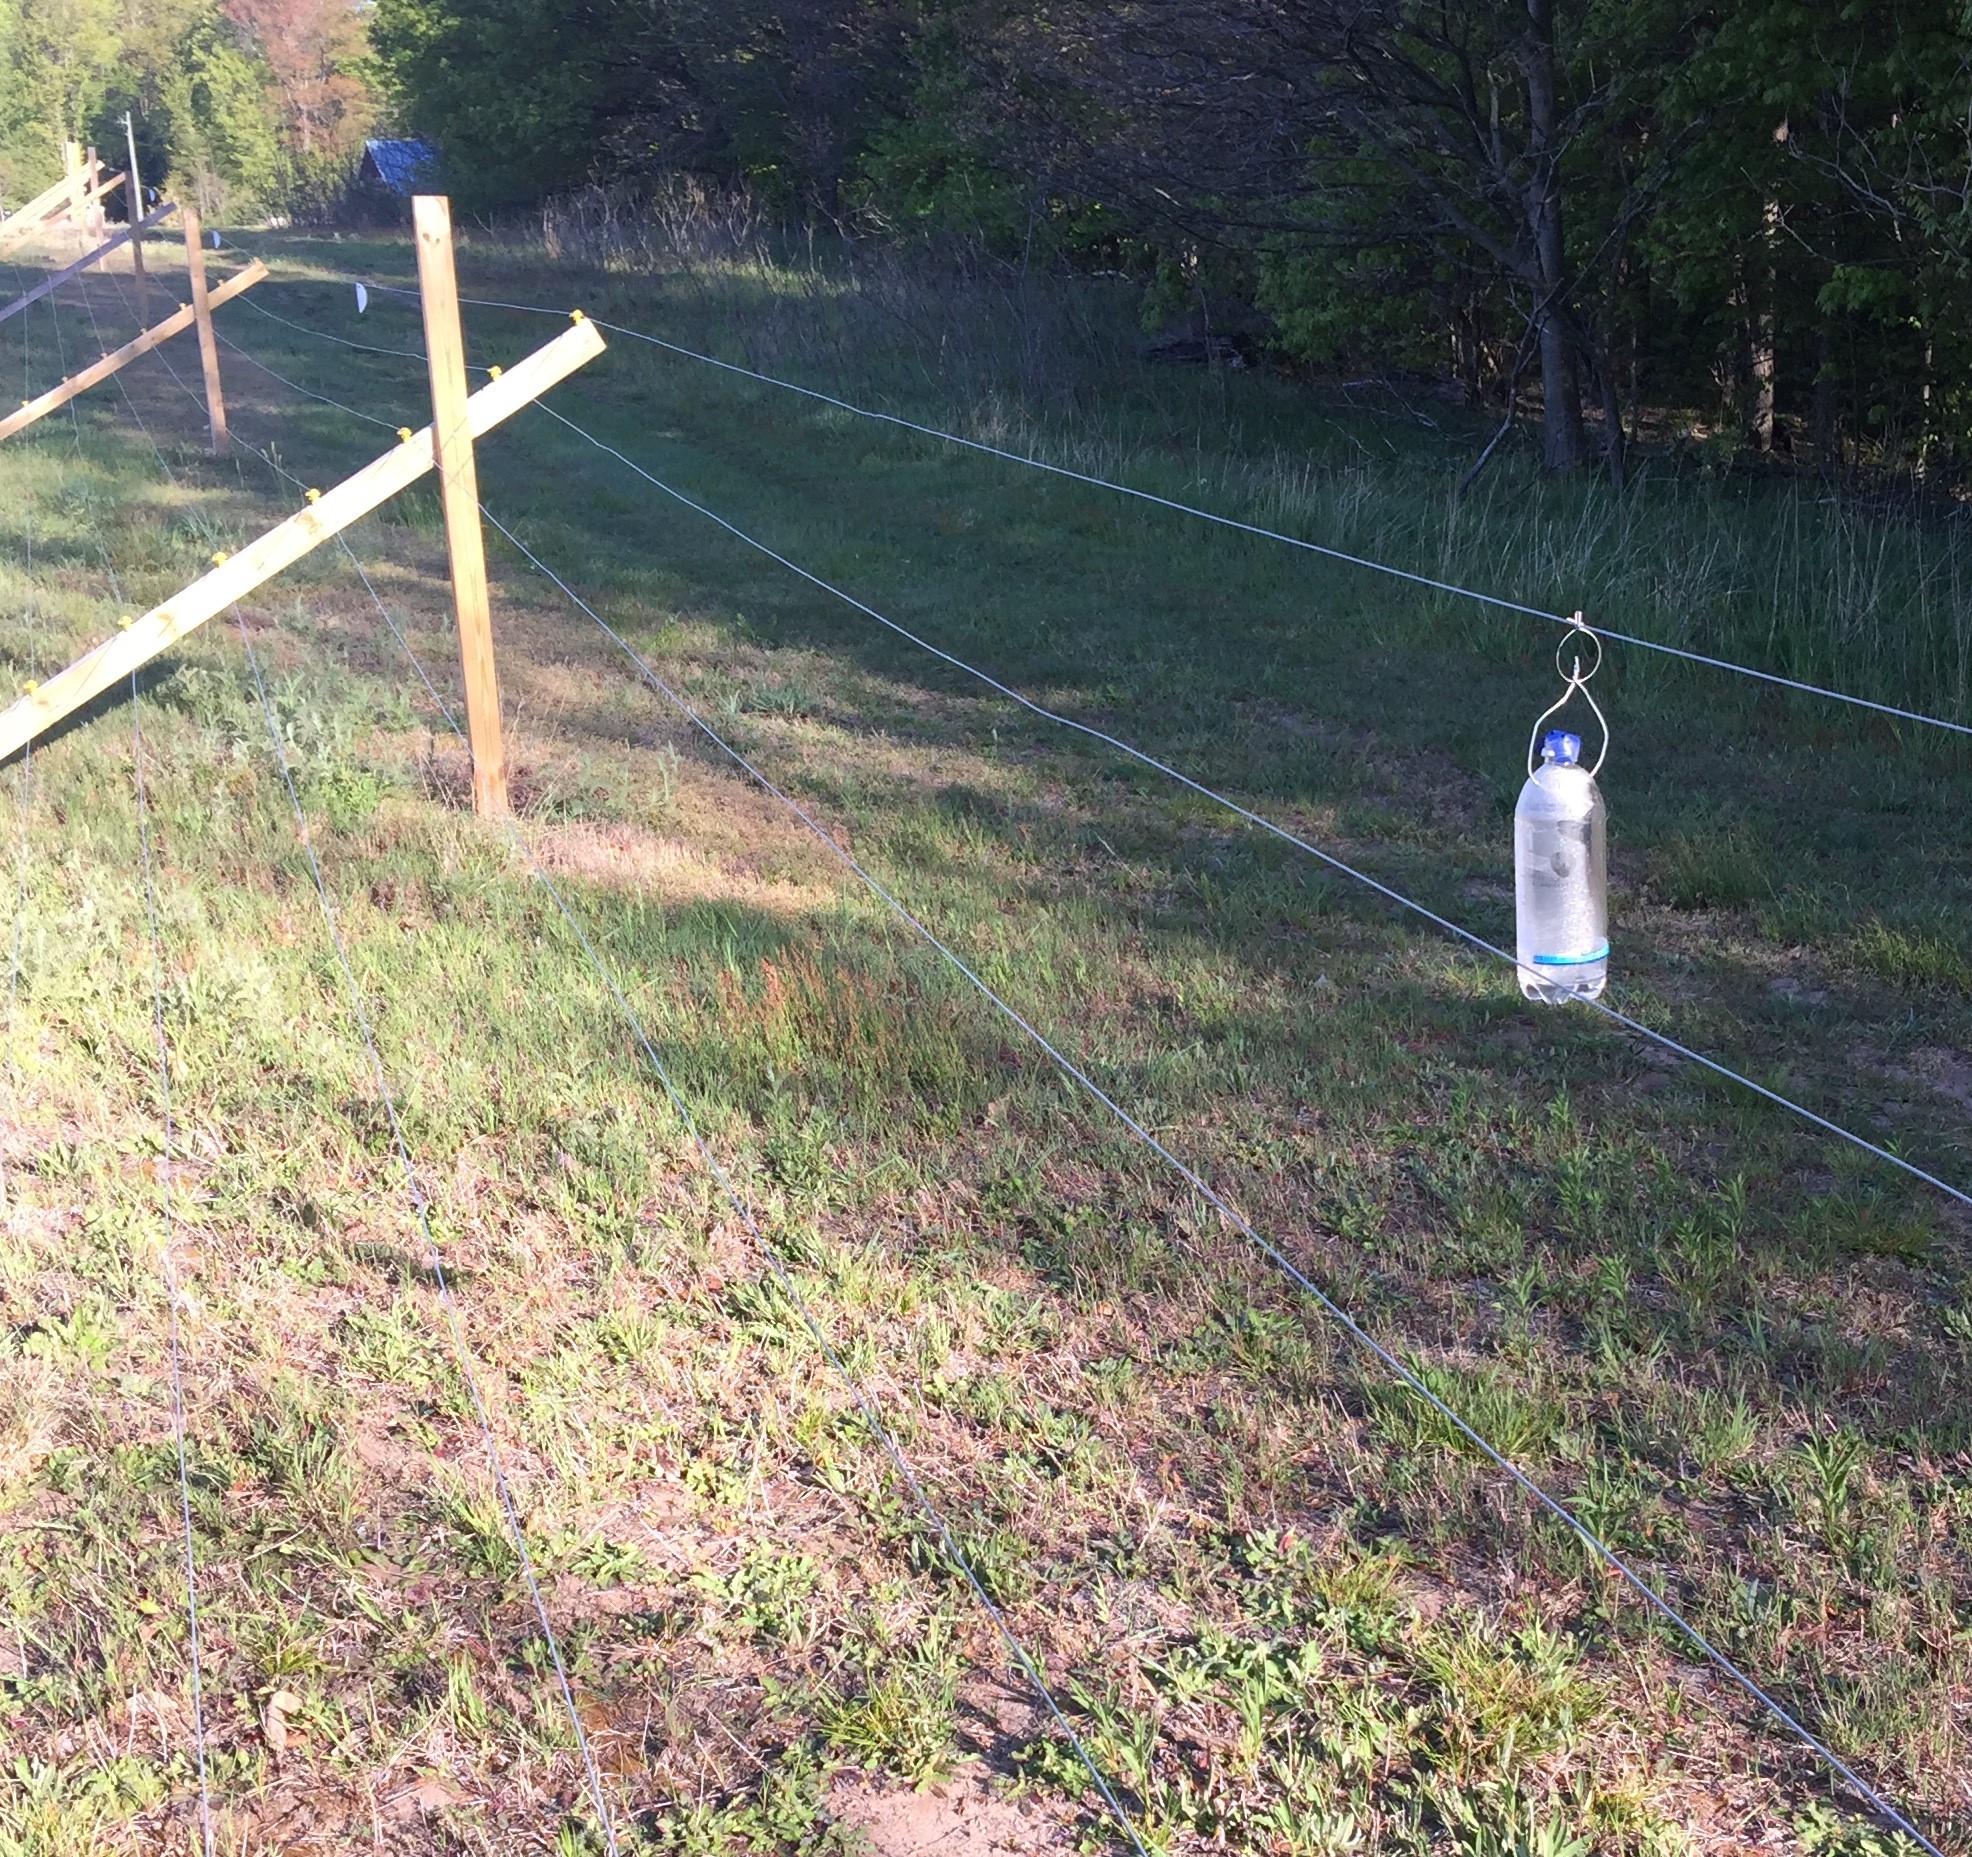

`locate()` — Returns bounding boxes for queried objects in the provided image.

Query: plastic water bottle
[1514,728,1607,1002]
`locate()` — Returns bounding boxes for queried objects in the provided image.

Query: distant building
[359,139,438,197]
[345,138,438,222]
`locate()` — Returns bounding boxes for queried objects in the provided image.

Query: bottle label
[1531,942,1610,967]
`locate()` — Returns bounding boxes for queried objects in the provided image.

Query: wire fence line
[178,293,1972,1225]
[215,324,399,430]
[77,271,181,490]
[215,244,1972,743]
[66,271,634,1845]
[237,289,497,376]
[526,398,1972,1218]
[231,603,627,1854]
[467,497,1942,1855]
[57,275,660,1847]
[131,673,218,1857]
[5,289,42,1109]
[188,341,1154,1857]
[29,272,220,1854]
[237,290,433,364]
[16,268,1948,1850]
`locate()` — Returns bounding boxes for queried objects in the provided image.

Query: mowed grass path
[0,234,1965,1855]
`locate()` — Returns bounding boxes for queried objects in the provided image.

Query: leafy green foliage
[0,0,374,218]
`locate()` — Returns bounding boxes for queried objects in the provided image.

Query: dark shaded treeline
[372,0,1972,478]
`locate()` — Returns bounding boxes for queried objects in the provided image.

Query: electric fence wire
[216,322,397,429]
[472,496,1946,1855]
[529,400,1972,1213]
[216,244,1972,744]
[68,267,652,1853]
[190,289,1972,1217]
[30,272,217,1852]
[39,256,84,456]
[0,265,46,1326]
[231,600,625,1856]
[6,276,41,1109]
[132,671,218,1857]
[71,269,179,488]
[173,312,1155,1857]
[192,294,1942,1847]
[236,290,434,364]
[90,265,218,448]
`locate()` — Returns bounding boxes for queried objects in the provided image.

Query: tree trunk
[1919,333,1935,478]
[1588,334,1627,490]
[1746,326,1775,450]
[1745,199,1777,452]
[1812,319,1837,470]
[1525,0,1586,470]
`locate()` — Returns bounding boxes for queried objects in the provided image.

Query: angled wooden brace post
[0,168,124,263]
[0,260,267,443]
[0,316,607,765]
[0,200,175,330]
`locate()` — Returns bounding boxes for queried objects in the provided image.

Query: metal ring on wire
[1555,615,1602,688]
[1526,612,1610,778]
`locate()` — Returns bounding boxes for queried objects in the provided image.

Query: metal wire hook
[1526,611,1610,778]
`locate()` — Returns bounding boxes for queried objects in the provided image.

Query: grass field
[0,222,1967,1855]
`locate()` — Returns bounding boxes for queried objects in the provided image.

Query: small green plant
[1692,1388,1759,1470]
[1796,1802,1930,1857]
[435,1482,522,1579]
[20,1300,115,1369]
[814,1638,961,1786]
[577,1537,650,1585]
[1849,917,1972,994]
[915,1521,1035,1605]
[1361,1360,1557,1463]
[696,1544,824,1647]
[306,763,393,832]
[1797,1430,1868,1541]
[446,1656,488,1736]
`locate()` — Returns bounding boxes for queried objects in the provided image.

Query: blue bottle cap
[1542,729,1582,766]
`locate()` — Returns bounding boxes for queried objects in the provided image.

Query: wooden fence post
[0,318,606,763]
[0,260,264,443]
[414,193,508,818]
[62,141,84,232]
[178,202,229,457]
[83,147,105,244]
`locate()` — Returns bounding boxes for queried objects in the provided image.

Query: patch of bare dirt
[1889,1044,1972,1112]
[827,1768,1075,1855]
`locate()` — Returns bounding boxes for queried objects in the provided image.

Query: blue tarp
[363,139,437,195]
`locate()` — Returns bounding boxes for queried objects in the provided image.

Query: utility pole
[123,113,149,318]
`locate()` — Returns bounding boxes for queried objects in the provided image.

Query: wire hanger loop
[1526,612,1609,778]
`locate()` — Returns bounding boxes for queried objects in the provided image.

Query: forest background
[6,0,1972,483]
